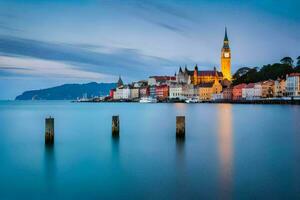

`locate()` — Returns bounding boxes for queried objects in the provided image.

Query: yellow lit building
[221,27,232,81]
[177,66,223,86]
[176,28,232,85]
[198,78,222,100]
[261,80,275,98]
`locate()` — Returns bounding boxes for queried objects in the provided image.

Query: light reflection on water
[0,101,300,199]
[217,104,233,199]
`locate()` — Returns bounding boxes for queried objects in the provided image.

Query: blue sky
[0,0,299,99]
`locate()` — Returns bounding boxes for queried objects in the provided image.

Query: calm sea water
[0,101,299,200]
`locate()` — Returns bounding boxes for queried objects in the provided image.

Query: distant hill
[15,82,116,100]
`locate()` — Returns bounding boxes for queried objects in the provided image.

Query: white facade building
[113,88,122,100]
[169,84,184,99]
[286,73,300,97]
[242,83,262,100]
[113,86,131,100]
[212,93,223,100]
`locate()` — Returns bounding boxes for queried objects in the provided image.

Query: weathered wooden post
[45,117,54,145]
[176,116,185,138]
[112,115,119,137]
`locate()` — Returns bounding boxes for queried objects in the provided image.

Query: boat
[185,98,199,103]
[139,97,157,103]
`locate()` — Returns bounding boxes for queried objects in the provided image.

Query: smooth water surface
[0,101,299,199]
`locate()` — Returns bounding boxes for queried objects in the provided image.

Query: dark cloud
[120,0,194,35]
[136,0,193,21]
[0,66,32,71]
[154,21,186,34]
[0,35,176,79]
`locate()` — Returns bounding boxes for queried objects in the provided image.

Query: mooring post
[45,117,54,145]
[112,115,119,137]
[176,116,185,138]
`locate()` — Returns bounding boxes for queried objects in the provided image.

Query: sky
[0,0,299,99]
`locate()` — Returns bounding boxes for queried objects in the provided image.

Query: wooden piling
[45,117,54,145]
[112,115,119,137]
[176,116,185,138]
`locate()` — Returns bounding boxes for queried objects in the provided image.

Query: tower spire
[224,27,228,42]
[221,27,231,81]
[117,75,123,87]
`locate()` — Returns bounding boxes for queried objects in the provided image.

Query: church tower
[221,27,231,81]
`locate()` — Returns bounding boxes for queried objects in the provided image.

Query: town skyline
[0,0,300,99]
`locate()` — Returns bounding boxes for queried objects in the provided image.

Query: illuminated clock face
[224,52,230,58]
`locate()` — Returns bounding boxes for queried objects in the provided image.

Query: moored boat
[139,97,157,103]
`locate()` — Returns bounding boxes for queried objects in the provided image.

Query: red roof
[155,84,169,89]
[198,71,223,77]
[233,83,247,89]
[150,76,176,81]
[288,73,300,77]
[245,83,255,88]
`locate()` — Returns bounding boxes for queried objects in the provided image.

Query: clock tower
[221,27,231,81]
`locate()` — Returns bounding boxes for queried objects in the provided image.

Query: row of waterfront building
[110,28,233,102]
[109,69,300,102]
[107,29,299,102]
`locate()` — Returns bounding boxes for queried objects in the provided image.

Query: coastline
[72,99,300,105]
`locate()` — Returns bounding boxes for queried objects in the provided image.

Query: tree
[232,62,294,86]
[232,67,259,85]
[233,67,251,79]
[294,56,300,72]
[280,57,294,66]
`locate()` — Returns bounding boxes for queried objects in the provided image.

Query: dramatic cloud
[0,55,115,81]
[0,35,177,80]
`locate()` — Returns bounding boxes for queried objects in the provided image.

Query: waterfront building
[212,93,223,101]
[261,80,275,98]
[286,73,300,97]
[176,66,192,84]
[254,83,262,98]
[242,83,255,100]
[148,76,176,86]
[130,87,140,99]
[139,86,149,98]
[155,84,169,100]
[109,89,116,98]
[182,84,198,99]
[199,83,214,100]
[222,88,233,100]
[113,87,122,100]
[175,29,233,86]
[198,79,222,101]
[133,80,147,88]
[221,27,232,81]
[149,86,156,98]
[169,84,184,99]
[176,66,223,86]
[232,84,247,100]
[242,83,261,100]
[274,79,286,97]
[212,78,223,94]
[113,85,131,100]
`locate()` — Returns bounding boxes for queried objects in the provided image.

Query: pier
[45,117,54,145]
[112,115,120,137]
[176,116,185,138]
